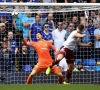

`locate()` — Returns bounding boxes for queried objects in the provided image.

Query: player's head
[77,24,84,33]
[36,32,43,40]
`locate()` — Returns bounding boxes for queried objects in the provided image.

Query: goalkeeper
[19,31,63,84]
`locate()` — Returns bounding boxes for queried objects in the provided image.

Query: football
[12,10,19,18]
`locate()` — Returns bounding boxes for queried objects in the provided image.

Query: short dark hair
[35,14,41,18]
[36,31,43,35]
[77,24,84,31]
[43,23,48,27]
[88,18,93,23]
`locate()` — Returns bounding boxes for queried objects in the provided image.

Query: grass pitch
[0,84,100,90]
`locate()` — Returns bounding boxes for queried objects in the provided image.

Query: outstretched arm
[77,41,92,47]
[19,31,34,47]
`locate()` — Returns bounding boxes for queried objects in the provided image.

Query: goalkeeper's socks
[26,75,33,85]
[66,70,72,83]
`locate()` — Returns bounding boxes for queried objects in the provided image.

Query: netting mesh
[0,4,100,84]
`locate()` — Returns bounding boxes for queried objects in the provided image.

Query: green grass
[0,84,100,90]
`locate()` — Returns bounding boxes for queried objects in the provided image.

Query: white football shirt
[62,30,80,50]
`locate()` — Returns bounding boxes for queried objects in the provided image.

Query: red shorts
[59,46,74,64]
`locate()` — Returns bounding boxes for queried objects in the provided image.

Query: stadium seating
[92,66,100,71]
[75,59,82,64]
[22,65,32,71]
[83,59,96,66]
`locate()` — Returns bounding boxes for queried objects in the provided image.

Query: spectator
[46,13,56,33]
[29,14,42,42]
[54,0,67,3]
[42,23,53,43]
[36,10,46,26]
[89,10,98,27]
[94,21,100,62]
[86,19,96,47]
[0,41,15,71]
[63,16,70,30]
[76,20,91,60]
[13,6,27,31]
[7,31,18,54]
[0,16,15,33]
[0,6,12,22]
[97,10,100,22]
[64,22,75,40]
[16,44,31,71]
[0,23,7,45]
[13,6,27,47]
[77,61,85,71]
[72,16,80,29]
[22,10,35,39]
[52,21,66,49]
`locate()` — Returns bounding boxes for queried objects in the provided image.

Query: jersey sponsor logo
[41,48,48,50]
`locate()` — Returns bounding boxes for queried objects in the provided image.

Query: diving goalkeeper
[19,31,63,84]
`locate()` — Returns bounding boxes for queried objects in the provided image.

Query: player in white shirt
[46,24,92,84]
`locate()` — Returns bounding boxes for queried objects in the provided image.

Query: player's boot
[46,67,51,75]
[63,81,70,84]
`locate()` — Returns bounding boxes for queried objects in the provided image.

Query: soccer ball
[12,10,19,18]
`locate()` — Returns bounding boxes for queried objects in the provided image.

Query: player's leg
[63,48,74,84]
[26,69,37,85]
[64,61,74,84]
[26,65,46,84]
[51,65,63,84]
[46,54,64,75]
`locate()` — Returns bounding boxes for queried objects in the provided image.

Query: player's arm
[74,33,86,38]
[19,31,34,47]
[77,41,92,47]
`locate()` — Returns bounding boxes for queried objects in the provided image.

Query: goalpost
[0,3,100,84]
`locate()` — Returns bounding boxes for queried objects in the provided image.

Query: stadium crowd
[0,4,100,73]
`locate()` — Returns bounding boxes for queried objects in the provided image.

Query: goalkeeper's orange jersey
[22,38,56,68]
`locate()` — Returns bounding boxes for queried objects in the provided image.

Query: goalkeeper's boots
[63,81,70,84]
[46,67,51,75]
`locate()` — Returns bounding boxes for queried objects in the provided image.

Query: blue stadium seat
[75,59,82,64]
[83,59,96,66]
[22,65,32,71]
[92,66,100,71]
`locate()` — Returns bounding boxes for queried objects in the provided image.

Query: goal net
[0,3,100,84]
